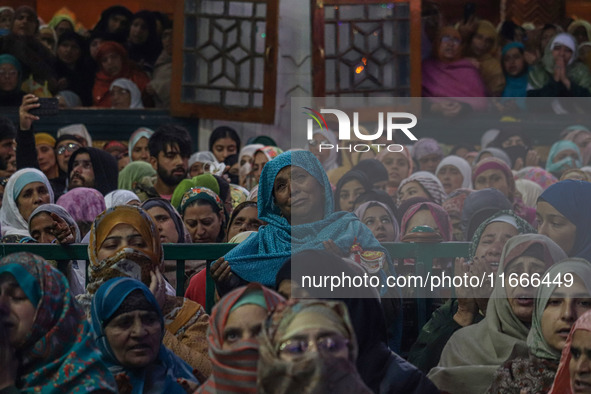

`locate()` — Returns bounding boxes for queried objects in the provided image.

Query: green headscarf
[528,33,591,91]
[469,210,536,260]
[118,161,156,190]
[171,173,220,211]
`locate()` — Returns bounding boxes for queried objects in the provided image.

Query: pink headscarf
[400,201,452,242]
[56,188,106,223]
[549,309,591,393]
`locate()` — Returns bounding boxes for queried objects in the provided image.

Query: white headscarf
[0,168,54,237]
[239,144,264,164]
[436,155,473,189]
[104,190,141,209]
[110,78,144,109]
[308,128,339,171]
[57,123,92,147]
[128,127,154,160]
[551,33,577,65]
[189,151,217,168]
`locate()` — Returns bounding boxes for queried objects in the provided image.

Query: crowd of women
[422,14,591,112]
[3,6,591,394]
[0,114,591,393]
[0,5,171,108]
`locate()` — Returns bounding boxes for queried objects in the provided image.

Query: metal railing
[0,242,470,326]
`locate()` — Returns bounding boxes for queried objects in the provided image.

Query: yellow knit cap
[34,132,56,147]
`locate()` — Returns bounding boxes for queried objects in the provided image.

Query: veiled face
[97,223,150,261]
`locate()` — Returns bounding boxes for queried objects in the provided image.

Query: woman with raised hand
[428,234,567,393]
[28,203,85,295]
[79,205,212,380]
[0,252,116,392]
[90,277,198,393]
[528,32,591,97]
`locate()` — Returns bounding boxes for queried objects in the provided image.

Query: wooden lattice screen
[171,0,279,123]
[311,0,422,98]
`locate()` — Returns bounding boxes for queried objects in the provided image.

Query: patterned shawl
[0,252,116,393]
[197,284,284,394]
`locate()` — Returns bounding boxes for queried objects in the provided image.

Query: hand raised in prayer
[454,257,477,327]
[554,56,572,90]
[453,257,477,327]
[149,269,167,310]
[19,94,40,131]
[49,213,75,244]
[0,319,18,390]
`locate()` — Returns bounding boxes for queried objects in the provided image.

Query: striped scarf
[197,284,284,393]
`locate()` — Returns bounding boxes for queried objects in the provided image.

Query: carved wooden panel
[312,0,421,97]
[171,0,279,123]
[503,0,565,25]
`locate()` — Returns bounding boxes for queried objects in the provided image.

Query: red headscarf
[196,284,284,393]
[93,41,149,107]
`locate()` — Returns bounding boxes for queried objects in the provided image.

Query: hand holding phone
[29,97,59,116]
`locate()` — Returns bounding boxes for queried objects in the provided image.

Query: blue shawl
[538,180,591,261]
[90,277,197,394]
[224,151,392,286]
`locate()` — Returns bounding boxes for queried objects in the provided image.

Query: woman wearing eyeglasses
[257,299,372,394]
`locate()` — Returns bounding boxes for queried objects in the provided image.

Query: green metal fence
[0,242,470,327]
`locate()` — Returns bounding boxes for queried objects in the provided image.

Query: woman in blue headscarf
[90,277,198,393]
[537,179,591,260]
[545,140,582,178]
[223,150,395,287]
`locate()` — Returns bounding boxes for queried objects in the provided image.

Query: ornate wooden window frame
[171,0,279,123]
[311,0,422,98]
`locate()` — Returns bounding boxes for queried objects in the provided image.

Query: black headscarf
[334,170,372,211]
[93,6,133,44]
[127,10,162,68]
[67,147,118,195]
